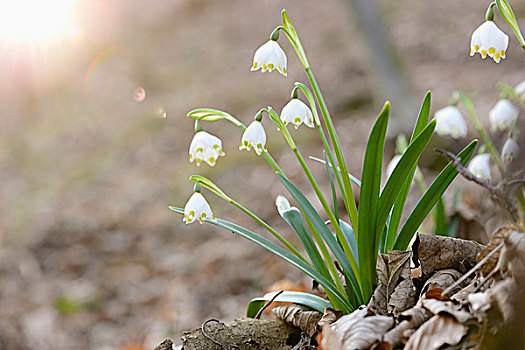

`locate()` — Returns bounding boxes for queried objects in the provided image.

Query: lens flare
[0,0,77,44]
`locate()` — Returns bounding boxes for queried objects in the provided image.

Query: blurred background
[1,0,524,349]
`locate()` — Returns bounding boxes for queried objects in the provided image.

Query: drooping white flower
[251,40,287,76]
[434,106,468,139]
[183,192,216,224]
[386,155,402,178]
[514,80,525,97]
[470,21,509,63]
[280,99,314,129]
[501,138,519,165]
[489,99,518,131]
[275,195,291,216]
[386,154,421,180]
[189,131,225,167]
[239,120,267,155]
[468,154,491,180]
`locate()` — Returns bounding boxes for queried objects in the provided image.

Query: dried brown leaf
[272,304,322,336]
[420,269,463,296]
[424,288,450,301]
[404,314,467,350]
[383,307,432,348]
[421,299,471,323]
[320,307,393,350]
[499,231,525,278]
[318,307,343,328]
[478,223,521,275]
[368,251,415,316]
[388,279,416,317]
[412,234,483,277]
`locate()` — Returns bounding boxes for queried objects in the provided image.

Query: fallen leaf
[383,307,431,348]
[320,307,393,350]
[420,269,463,297]
[424,288,450,301]
[421,299,470,323]
[272,304,322,336]
[404,314,467,350]
[478,223,521,275]
[412,234,483,277]
[368,251,415,316]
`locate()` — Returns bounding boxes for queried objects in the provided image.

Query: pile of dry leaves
[171,223,524,350]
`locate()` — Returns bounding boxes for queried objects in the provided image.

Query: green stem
[230,199,310,265]
[291,142,360,282]
[305,68,360,234]
[295,83,353,226]
[302,214,346,295]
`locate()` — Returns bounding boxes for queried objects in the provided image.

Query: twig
[255,290,284,319]
[201,319,239,350]
[435,149,519,221]
[441,242,504,297]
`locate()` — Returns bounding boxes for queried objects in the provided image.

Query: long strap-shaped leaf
[393,140,478,250]
[276,174,363,304]
[246,291,331,317]
[386,92,431,251]
[358,102,390,299]
[169,206,353,312]
[280,208,333,283]
[375,119,436,254]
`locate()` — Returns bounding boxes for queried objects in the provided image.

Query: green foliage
[172,11,477,315]
[246,291,331,317]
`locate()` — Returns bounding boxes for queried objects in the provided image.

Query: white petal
[468,154,491,180]
[489,99,518,131]
[386,155,402,178]
[514,80,525,96]
[281,99,314,129]
[240,120,266,155]
[189,131,224,167]
[251,40,287,76]
[502,138,519,165]
[434,106,467,139]
[470,21,508,63]
[183,192,215,224]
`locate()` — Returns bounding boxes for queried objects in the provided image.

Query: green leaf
[339,220,358,262]
[246,291,331,318]
[169,207,352,312]
[323,151,339,223]
[187,108,244,128]
[376,120,436,252]
[276,174,363,305]
[358,102,389,298]
[386,92,432,251]
[309,156,362,187]
[433,198,447,236]
[280,207,333,281]
[496,0,525,49]
[393,140,478,250]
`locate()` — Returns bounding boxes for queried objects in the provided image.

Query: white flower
[183,192,216,224]
[434,106,468,139]
[514,80,525,97]
[275,195,291,215]
[501,138,519,165]
[251,40,287,76]
[239,120,267,155]
[386,154,421,180]
[489,99,518,131]
[386,155,402,178]
[470,21,509,63]
[189,131,225,167]
[280,99,314,129]
[468,154,491,180]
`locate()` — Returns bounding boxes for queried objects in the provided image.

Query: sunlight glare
[0,0,77,44]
